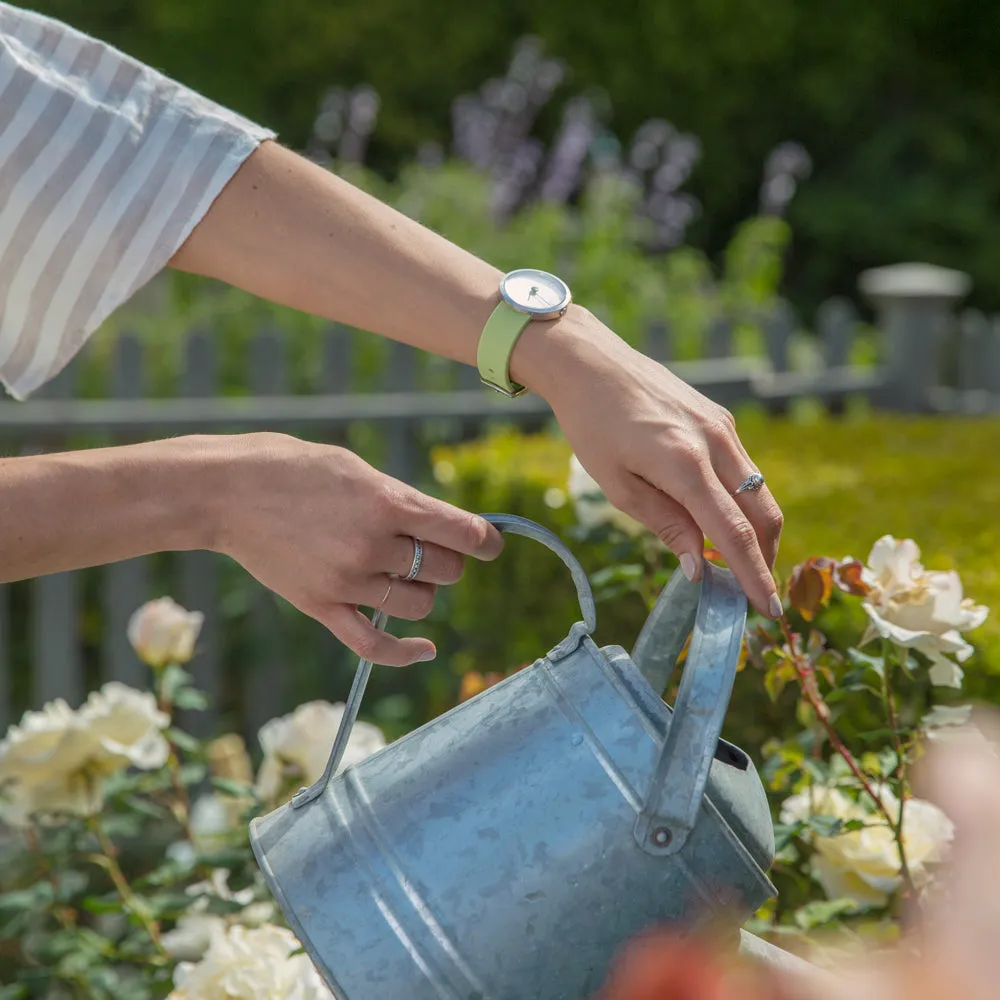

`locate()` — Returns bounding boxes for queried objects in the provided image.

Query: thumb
[616,474,705,583]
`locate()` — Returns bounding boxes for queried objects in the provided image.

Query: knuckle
[440,552,465,584]
[727,518,760,553]
[457,510,490,552]
[654,521,692,552]
[351,631,384,662]
[711,405,737,432]
[371,481,405,522]
[670,441,707,476]
[411,584,437,619]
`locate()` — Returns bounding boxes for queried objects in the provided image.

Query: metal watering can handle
[292,513,597,810]
[632,562,748,856]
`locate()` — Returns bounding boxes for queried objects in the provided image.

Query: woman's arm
[169,141,785,619]
[0,433,502,666]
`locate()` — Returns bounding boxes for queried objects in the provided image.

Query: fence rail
[2,263,1000,740]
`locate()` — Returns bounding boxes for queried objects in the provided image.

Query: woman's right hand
[209,432,504,666]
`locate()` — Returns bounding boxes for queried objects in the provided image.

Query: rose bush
[0,598,389,998]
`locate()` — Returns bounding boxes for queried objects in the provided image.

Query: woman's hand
[213,432,504,666]
[513,311,785,620]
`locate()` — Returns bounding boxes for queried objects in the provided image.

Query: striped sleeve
[0,2,277,400]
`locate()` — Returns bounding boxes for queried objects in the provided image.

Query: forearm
[0,438,222,582]
[167,141,623,398]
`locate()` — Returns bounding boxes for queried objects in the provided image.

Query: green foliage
[29,0,1000,311]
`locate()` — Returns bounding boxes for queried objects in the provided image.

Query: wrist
[507,303,629,402]
[143,435,234,554]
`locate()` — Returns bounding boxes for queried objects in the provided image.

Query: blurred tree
[31,0,1000,310]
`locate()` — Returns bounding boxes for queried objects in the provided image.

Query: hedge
[427,413,1000,751]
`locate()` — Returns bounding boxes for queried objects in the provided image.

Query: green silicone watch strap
[477,300,532,395]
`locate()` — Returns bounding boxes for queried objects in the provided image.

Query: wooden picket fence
[1,290,999,740]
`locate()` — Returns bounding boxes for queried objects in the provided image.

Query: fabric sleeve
[0,2,277,400]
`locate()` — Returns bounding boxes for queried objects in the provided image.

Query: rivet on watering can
[651,826,672,848]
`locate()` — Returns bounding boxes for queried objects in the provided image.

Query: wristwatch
[477,268,572,397]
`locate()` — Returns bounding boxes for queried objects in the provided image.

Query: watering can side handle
[630,568,701,695]
[633,562,747,856]
[291,515,595,811]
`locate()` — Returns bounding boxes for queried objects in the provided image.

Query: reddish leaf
[703,545,723,562]
[787,557,837,621]
[835,558,872,597]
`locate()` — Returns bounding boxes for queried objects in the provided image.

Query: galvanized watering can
[250,514,777,1000]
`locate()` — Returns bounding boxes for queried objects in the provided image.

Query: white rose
[163,869,276,961]
[128,597,204,668]
[781,783,954,910]
[168,923,332,1000]
[0,684,169,826]
[78,682,171,774]
[255,701,386,806]
[859,536,988,688]
[567,455,644,537]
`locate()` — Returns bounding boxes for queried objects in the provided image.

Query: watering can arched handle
[632,562,748,856]
[291,513,597,810]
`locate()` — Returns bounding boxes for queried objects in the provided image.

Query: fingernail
[417,649,436,662]
[679,553,697,582]
[768,594,784,619]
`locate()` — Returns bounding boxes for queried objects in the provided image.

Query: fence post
[31,364,83,708]
[103,333,151,689]
[243,328,289,742]
[859,262,971,412]
[177,330,221,737]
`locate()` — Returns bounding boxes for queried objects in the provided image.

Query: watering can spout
[251,515,776,1000]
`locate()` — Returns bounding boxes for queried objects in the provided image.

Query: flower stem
[25,827,76,932]
[155,663,197,844]
[778,619,918,899]
[86,817,166,957]
[881,640,914,903]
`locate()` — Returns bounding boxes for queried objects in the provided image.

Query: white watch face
[499,269,572,316]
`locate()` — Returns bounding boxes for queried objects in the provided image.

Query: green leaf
[846,649,885,677]
[0,984,29,999]
[794,897,858,929]
[174,687,209,711]
[179,763,208,785]
[211,777,254,798]
[160,664,194,701]
[123,795,170,820]
[167,727,203,754]
[772,821,803,852]
[0,883,54,911]
[806,813,844,838]
[81,894,121,916]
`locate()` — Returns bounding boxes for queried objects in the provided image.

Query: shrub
[430,413,1000,710]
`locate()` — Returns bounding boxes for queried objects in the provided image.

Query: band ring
[403,537,424,582]
[733,472,765,496]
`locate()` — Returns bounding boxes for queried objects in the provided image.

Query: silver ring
[733,472,765,496]
[403,537,424,582]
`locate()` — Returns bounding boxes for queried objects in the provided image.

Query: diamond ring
[403,537,424,582]
[733,472,765,496]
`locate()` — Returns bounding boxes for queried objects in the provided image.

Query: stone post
[858,262,971,412]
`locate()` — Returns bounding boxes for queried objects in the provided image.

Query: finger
[615,473,705,583]
[397,490,504,561]
[384,536,465,585]
[711,454,783,573]
[666,467,782,619]
[321,604,436,667]
[357,576,438,621]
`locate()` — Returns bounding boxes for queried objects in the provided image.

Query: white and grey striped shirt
[0,2,275,400]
